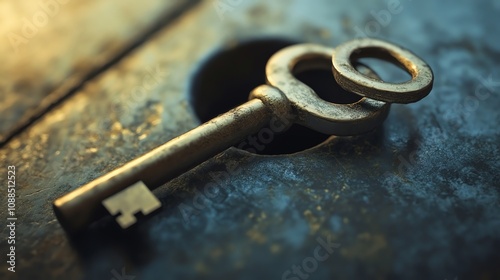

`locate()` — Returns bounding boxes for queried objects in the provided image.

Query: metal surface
[53,42,394,233]
[0,0,198,145]
[1,0,499,279]
[332,38,434,103]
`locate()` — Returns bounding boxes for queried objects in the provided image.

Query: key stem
[54,97,273,233]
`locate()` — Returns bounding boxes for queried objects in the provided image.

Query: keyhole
[189,38,361,155]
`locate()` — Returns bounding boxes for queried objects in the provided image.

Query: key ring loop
[266,44,390,136]
[332,38,434,104]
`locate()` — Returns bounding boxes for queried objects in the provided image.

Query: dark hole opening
[189,38,363,155]
[294,69,363,104]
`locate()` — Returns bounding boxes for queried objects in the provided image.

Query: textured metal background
[0,0,196,144]
[1,0,499,279]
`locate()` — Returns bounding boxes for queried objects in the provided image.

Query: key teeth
[117,214,137,229]
[102,181,162,229]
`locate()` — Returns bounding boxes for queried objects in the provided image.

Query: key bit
[102,181,161,229]
[52,40,433,234]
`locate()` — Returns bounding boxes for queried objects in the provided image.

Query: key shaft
[53,86,290,233]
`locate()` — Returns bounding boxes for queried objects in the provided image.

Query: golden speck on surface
[195,262,209,274]
[342,16,351,28]
[110,121,123,139]
[246,228,267,244]
[9,139,21,149]
[210,248,223,260]
[234,260,245,269]
[40,134,49,143]
[270,244,281,254]
[319,28,331,39]
[88,134,100,143]
[304,209,322,234]
[340,233,388,260]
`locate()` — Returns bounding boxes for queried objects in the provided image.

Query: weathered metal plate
[0,0,197,144]
[1,0,499,279]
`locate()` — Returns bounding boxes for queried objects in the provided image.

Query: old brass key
[53,40,432,234]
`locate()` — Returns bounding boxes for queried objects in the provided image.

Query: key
[101,181,161,229]
[53,41,432,234]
